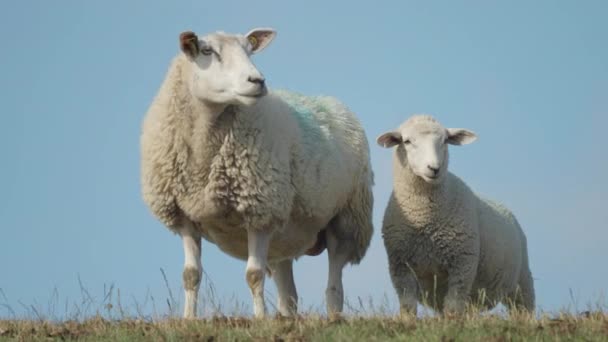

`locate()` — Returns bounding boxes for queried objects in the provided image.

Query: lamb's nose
[427,165,440,175]
[247,76,265,87]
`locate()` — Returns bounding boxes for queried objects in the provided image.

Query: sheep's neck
[394,162,445,196]
[171,62,237,177]
[392,154,450,228]
[188,103,235,163]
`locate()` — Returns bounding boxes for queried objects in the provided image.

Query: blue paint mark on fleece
[273,90,329,145]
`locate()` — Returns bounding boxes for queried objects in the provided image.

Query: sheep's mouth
[422,174,441,183]
[238,88,267,98]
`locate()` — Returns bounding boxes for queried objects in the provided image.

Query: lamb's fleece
[141,54,373,263]
[382,116,534,313]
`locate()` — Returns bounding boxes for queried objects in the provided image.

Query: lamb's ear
[246,28,276,53]
[446,128,477,145]
[377,131,402,148]
[180,31,199,59]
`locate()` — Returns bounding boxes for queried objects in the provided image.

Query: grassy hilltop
[1,311,607,341]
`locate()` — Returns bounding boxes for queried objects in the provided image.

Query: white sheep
[140,28,374,318]
[377,115,534,314]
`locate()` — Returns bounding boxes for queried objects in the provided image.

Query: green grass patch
[1,312,607,341]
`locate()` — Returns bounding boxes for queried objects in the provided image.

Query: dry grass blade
[0,313,606,341]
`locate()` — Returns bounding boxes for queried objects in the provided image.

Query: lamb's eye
[201,47,214,56]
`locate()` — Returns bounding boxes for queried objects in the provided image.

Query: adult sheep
[141,28,374,318]
[377,115,534,315]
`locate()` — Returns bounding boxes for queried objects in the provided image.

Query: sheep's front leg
[444,261,477,314]
[389,269,419,316]
[271,259,298,316]
[180,228,202,319]
[246,229,271,318]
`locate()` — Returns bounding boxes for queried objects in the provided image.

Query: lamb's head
[377,115,477,184]
[179,28,276,107]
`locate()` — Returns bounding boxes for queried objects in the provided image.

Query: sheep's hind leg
[180,226,202,319]
[246,229,272,318]
[326,229,351,316]
[513,247,535,312]
[271,259,298,316]
[507,269,535,313]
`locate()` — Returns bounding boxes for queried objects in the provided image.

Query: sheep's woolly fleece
[381,115,534,312]
[141,54,373,263]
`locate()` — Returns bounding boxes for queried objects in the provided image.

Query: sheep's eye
[403,139,411,145]
[200,47,214,56]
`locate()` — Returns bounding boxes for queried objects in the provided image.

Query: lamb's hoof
[328,312,345,324]
[398,311,417,322]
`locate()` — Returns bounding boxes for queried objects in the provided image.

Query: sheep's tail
[350,172,374,264]
[332,166,374,264]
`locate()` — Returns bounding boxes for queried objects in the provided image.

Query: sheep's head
[377,115,477,184]
[179,28,276,107]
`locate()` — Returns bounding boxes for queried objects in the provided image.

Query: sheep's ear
[246,28,276,53]
[180,31,199,59]
[377,131,402,148]
[446,128,477,145]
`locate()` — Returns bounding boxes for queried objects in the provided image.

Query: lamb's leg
[246,229,271,318]
[271,259,298,316]
[326,230,350,315]
[507,267,535,312]
[180,228,202,319]
[444,262,477,314]
[389,269,419,316]
[512,240,535,312]
[518,270,535,311]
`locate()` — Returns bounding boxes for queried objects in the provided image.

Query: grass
[1,311,607,341]
[1,271,607,341]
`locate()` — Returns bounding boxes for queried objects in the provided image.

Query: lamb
[377,115,534,315]
[140,28,374,318]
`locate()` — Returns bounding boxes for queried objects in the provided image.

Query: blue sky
[1,1,606,318]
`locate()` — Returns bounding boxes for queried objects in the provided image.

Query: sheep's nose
[247,76,265,87]
[427,165,440,175]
